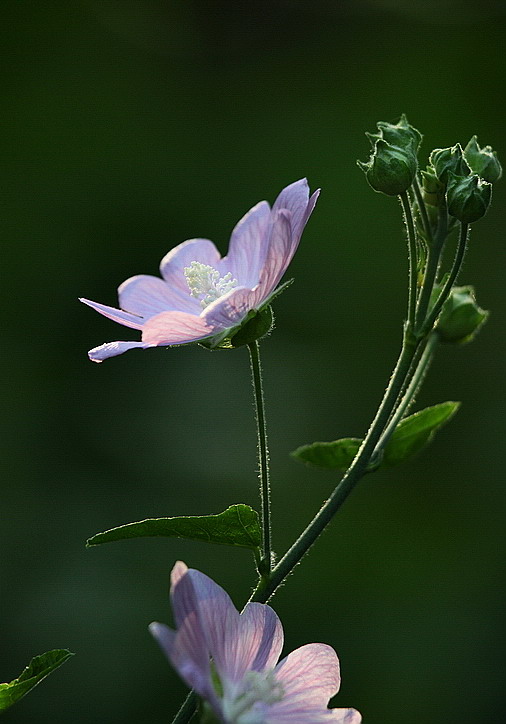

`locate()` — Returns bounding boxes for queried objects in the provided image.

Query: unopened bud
[358,138,417,196]
[446,172,492,224]
[437,286,489,344]
[376,114,422,153]
[464,136,502,184]
[421,166,445,207]
[430,144,470,185]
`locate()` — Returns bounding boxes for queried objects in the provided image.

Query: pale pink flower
[150,562,361,724]
[81,179,318,362]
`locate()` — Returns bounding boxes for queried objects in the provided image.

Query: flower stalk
[248,341,272,576]
[399,190,418,328]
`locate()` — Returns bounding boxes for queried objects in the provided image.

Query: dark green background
[2,1,505,722]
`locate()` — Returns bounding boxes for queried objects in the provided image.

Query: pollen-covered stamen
[224,670,284,723]
[184,261,238,309]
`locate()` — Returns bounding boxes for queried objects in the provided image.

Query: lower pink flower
[150,562,361,724]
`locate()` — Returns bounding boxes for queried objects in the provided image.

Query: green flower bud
[357,138,417,196]
[429,144,470,185]
[376,114,422,153]
[436,285,489,344]
[446,172,492,223]
[464,136,502,184]
[421,166,445,207]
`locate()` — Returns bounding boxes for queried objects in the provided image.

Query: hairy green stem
[421,222,469,336]
[415,203,448,330]
[399,191,418,328]
[248,341,272,575]
[412,176,433,245]
[250,330,420,603]
[372,333,438,458]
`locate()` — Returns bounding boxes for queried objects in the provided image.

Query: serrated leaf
[0,649,74,712]
[382,401,460,468]
[86,504,261,550]
[291,438,361,470]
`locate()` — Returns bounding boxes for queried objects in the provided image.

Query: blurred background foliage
[1,0,505,722]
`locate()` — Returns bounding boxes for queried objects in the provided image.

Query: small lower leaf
[291,438,361,470]
[86,504,261,550]
[382,401,460,467]
[0,649,74,712]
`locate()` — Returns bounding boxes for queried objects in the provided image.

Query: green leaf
[382,401,460,468]
[86,504,261,550]
[0,649,74,712]
[291,438,361,470]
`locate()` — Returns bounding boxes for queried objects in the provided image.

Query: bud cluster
[358,115,502,226]
[428,141,498,224]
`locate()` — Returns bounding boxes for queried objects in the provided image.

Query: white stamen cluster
[224,670,284,724]
[184,261,238,309]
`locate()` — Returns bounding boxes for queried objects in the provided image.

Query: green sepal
[228,306,274,348]
[86,504,262,551]
[199,280,293,351]
[376,114,422,153]
[291,438,361,471]
[0,650,74,712]
[381,401,460,468]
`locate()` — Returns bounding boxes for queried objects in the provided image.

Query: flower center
[223,670,284,724]
[183,261,238,309]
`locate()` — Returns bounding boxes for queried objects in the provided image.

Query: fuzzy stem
[248,341,272,575]
[399,191,418,328]
[421,222,469,336]
[250,329,420,603]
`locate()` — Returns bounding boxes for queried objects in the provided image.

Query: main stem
[248,341,272,574]
[251,330,420,603]
[372,332,438,458]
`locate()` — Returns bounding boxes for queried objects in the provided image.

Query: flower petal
[203,286,257,331]
[142,311,214,345]
[160,238,222,293]
[228,602,284,678]
[80,298,144,330]
[265,706,361,723]
[253,209,294,302]
[273,643,341,709]
[304,188,321,228]
[88,340,152,362]
[119,274,199,318]
[272,178,310,241]
[149,621,218,708]
[170,566,241,680]
[220,201,271,287]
